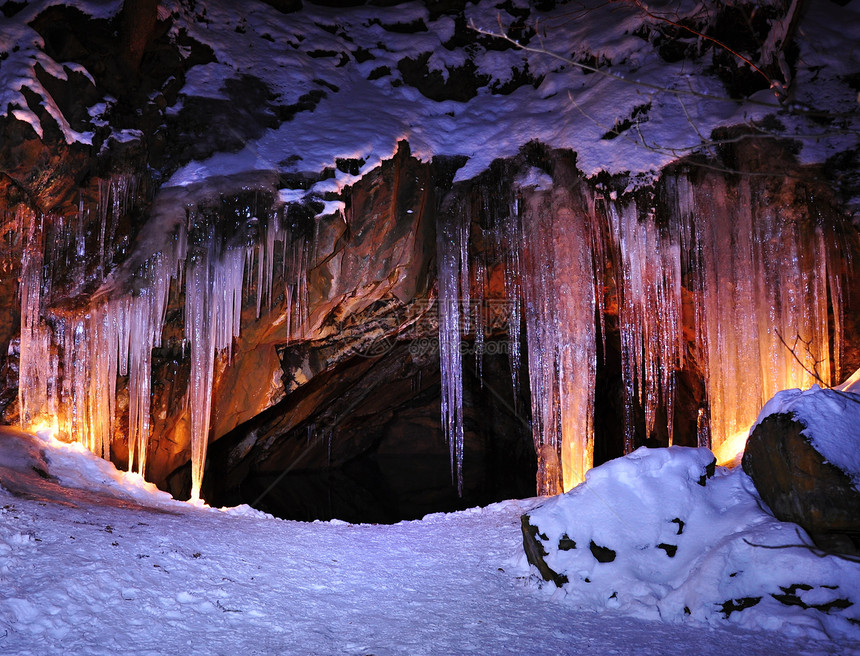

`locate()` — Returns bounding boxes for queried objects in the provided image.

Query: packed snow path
[0,429,851,655]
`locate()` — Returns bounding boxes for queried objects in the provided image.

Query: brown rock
[742,412,860,552]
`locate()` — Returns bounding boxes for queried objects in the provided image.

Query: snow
[0,426,853,655]
[525,446,860,644]
[753,382,860,489]
[2,0,857,191]
[0,0,120,144]
[837,367,860,394]
[153,0,859,195]
[2,3,859,648]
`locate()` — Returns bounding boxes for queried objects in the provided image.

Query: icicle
[14,179,308,498]
[671,172,848,462]
[436,202,467,495]
[184,231,247,500]
[472,258,486,376]
[518,175,598,494]
[253,211,283,318]
[589,196,609,359]
[255,220,266,318]
[493,197,522,402]
[186,248,215,501]
[609,201,683,448]
[17,211,52,432]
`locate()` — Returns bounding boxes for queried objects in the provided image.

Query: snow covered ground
[0,426,856,655]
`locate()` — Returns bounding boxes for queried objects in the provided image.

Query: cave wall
[0,1,858,504]
[2,127,859,499]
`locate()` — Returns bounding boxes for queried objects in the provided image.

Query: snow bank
[23,429,189,509]
[524,446,860,642]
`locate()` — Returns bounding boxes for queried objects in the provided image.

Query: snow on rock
[523,446,860,642]
[753,385,860,489]
[2,0,858,194]
[0,0,120,144]
[837,367,860,394]
[0,427,49,474]
[154,0,860,192]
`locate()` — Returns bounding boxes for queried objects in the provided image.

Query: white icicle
[609,201,683,448]
[672,173,847,459]
[186,248,216,501]
[436,204,466,494]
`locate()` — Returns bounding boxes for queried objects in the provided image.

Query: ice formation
[609,201,684,452]
[11,160,852,501]
[438,169,850,493]
[518,182,600,494]
[436,205,468,494]
[14,176,307,500]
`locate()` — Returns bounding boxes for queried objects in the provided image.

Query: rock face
[142,142,443,489]
[742,413,860,553]
[0,0,859,513]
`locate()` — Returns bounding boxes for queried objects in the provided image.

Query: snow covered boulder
[742,387,860,554]
[521,446,860,641]
[522,446,717,594]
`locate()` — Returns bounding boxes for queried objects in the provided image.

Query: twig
[468,14,860,120]
[775,329,860,406]
[625,0,776,90]
[743,528,860,564]
[469,18,779,108]
[775,329,829,387]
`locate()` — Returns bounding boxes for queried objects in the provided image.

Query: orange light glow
[26,417,60,442]
[713,428,752,467]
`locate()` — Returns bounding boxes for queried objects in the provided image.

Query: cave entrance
[203,339,537,524]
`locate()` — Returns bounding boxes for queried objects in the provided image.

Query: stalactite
[519,177,598,494]
[12,159,853,503]
[436,200,467,495]
[473,166,851,493]
[672,173,849,462]
[14,176,305,500]
[183,206,287,500]
[493,195,522,401]
[608,201,684,449]
[17,210,52,432]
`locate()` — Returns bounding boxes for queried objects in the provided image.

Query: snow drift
[522,445,860,642]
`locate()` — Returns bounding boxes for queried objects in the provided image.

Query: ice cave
[1,0,859,652]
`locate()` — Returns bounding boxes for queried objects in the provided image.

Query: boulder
[742,412,860,553]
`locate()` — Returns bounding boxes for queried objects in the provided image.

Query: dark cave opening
[179,310,702,524]
[198,338,538,523]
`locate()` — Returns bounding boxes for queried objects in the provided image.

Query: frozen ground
[0,427,855,655]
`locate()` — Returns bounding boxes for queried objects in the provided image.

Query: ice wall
[438,166,850,494]
[671,174,849,461]
[14,177,307,500]
[12,162,852,501]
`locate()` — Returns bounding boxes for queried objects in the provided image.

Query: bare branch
[625,0,776,91]
[468,13,860,120]
[469,7,859,179]
[775,329,829,387]
[743,528,860,564]
[776,329,860,406]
